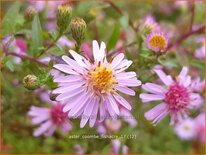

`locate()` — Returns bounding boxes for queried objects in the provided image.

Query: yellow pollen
[89,65,116,93]
[149,35,166,50]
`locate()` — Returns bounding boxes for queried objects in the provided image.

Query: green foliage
[30,15,43,56]
[2,2,24,36]
[107,23,120,51]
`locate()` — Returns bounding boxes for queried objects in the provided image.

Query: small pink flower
[53,40,141,128]
[146,31,168,52]
[140,67,202,125]
[194,113,205,143]
[190,77,205,93]
[175,118,196,140]
[57,36,75,48]
[110,139,128,154]
[140,15,160,32]
[28,103,72,137]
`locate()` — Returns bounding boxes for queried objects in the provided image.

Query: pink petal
[117,78,141,87]
[113,94,132,110]
[56,87,84,101]
[89,101,99,127]
[60,121,72,132]
[68,95,90,117]
[44,125,56,137]
[108,95,120,115]
[178,67,188,82]
[111,53,124,69]
[144,103,168,125]
[142,83,166,94]
[115,85,135,96]
[54,75,83,83]
[80,99,96,128]
[62,55,85,73]
[116,71,136,79]
[33,120,53,137]
[63,92,87,112]
[69,50,90,68]
[140,93,164,102]
[154,69,173,86]
[115,60,132,73]
[54,64,78,75]
[99,100,107,122]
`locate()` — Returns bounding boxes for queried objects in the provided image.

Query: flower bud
[70,17,86,43]
[57,4,72,32]
[24,6,37,21]
[23,75,40,90]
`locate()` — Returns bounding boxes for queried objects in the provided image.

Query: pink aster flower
[190,77,205,93]
[175,118,196,140]
[140,67,202,125]
[139,15,160,33]
[53,40,141,128]
[194,113,205,143]
[146,31,168,52]
[110,139,128,154]
[28,103,72,137]
[195,39,205,59]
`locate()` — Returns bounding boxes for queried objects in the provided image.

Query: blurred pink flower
[28,103,72,137]
[146,31,168,52]
[190,77,205,93]
[80,41,93,58]
[194,113,205,143]
[175,118,196,140]
[139,15,160,32]
[175,113,205,143]
[195,37,205,59]
[3,36,27,64]
[140,67,203,125]
[74,144,85,155]
[97,107,137,135]
[57,36,75,48]
[110,139,128,154]
[53,40,141,128]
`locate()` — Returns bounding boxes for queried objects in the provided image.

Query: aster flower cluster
[2,1,205,154]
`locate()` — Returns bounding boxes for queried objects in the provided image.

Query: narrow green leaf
[2,2,22,36]
[107,23,120,51]
[30,15,43,56]
[120,14,129,28]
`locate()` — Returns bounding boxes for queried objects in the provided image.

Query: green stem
[36,32,63,58]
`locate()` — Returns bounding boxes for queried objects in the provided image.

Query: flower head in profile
[140,15,160,33]
[146,32,168,52]
[53,40,141,128]
[28,103,72,137]
[140,67,202,125]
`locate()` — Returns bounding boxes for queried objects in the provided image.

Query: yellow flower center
[149,35,166,50]
[88,63,117,93]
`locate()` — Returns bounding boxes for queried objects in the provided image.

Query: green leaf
[120,14,129,28]
[158,57,179,69]
[107,23,120,51]
[3,56,15,72]
[2,2,23,36]
[30,15,43,56]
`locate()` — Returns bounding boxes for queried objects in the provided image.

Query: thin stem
[107,41,137,57]
[36,32,62,58]
[105,0,137,32]
[189,0,195,31]
[166,25,205,51]
[5,51,48,67]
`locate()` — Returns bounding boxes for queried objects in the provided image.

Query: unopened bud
[23,75,39,90]
[70,17,86,43]
[57,4,72,32]
[24,6,37,21]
